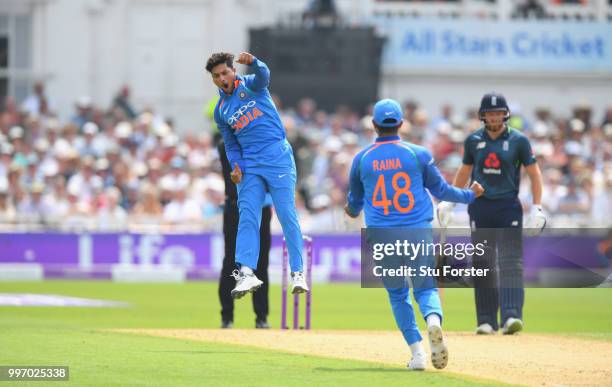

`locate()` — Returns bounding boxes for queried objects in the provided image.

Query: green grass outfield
[1,281,611,386]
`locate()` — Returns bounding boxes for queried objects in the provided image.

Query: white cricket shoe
[428,326,449,370]
[230,270,263,299]
[407,351,427,371]
[476,323,495,335]
[502,318,523,335]
[291,272,309,294]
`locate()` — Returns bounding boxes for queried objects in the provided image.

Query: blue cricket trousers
[468,197,524,330]
[235,139,304,272]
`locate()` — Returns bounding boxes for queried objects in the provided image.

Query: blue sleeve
[417,148,475,204]
[347,152,365,216]
[243,58,270,91]
[215,104,246,172]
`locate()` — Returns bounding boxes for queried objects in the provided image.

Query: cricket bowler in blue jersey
[206,52,308,299]
[345,99,484,370]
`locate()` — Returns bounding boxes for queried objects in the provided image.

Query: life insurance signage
[373,18,612,72]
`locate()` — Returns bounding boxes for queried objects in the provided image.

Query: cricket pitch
[115,329,612,386]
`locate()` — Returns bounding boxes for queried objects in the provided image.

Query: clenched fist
[236,52,255,66]
[231,163,243,184]
[470,181,484,197]
[344,204,359,219]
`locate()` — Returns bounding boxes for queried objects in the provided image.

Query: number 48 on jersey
[372,172,415,215]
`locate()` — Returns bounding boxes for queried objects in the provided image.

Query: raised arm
[237,52,270,91]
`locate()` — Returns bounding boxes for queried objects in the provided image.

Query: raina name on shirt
[373,158,402,172]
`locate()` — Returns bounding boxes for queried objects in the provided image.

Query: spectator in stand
[111,160,133,210]
[22,154,40,190]
[0,142,13,179]
[17,182,54,225]
[72,96,93,130]
[132,182,163,223]
[296,98,317,126]
[43,175,69,221]
[112,85,137,120]
[64,184,93,229]
[2,96,21,128]
[557,178,590,219]
[77,122,101,157]
[34,138,55,178]
[162,185,202,226]
[22,81,55,118]
[114,121,134,154]
[572,103,593,132]
[358,115,376,147]
[601,107,612,127]
[9,126,28,168]
[97,186,128,231]
[531,122,554,160]
[7,164,24,203]
[67,156,103,203]
[0,177,16,224]
[513,0,547,19]
[95,158,114,188]
[160,156,190,192]
[431,104,453,132]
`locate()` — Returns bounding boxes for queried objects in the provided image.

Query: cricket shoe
[428,326,449,370]
[230,270,263,299]
[502,318,523,335]
[291,272,309,294]
[407,351,427,371]
[476,323,495,335]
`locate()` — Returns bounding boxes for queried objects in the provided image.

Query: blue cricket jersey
[213,58,287,172]
[347,135,475,228]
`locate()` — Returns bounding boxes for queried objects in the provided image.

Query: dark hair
[205,52,234,73]
[373,121,402,136]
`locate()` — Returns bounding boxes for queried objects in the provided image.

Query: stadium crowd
[0,82,610,232]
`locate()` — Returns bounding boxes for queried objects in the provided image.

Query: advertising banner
[373,18,612,72]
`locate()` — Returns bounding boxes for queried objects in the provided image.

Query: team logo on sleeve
[483,152,502,175]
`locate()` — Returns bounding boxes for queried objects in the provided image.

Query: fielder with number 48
[345,99,484,371]
[437,92,546,335]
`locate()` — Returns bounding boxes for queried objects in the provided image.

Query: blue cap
[373,99,403,128]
